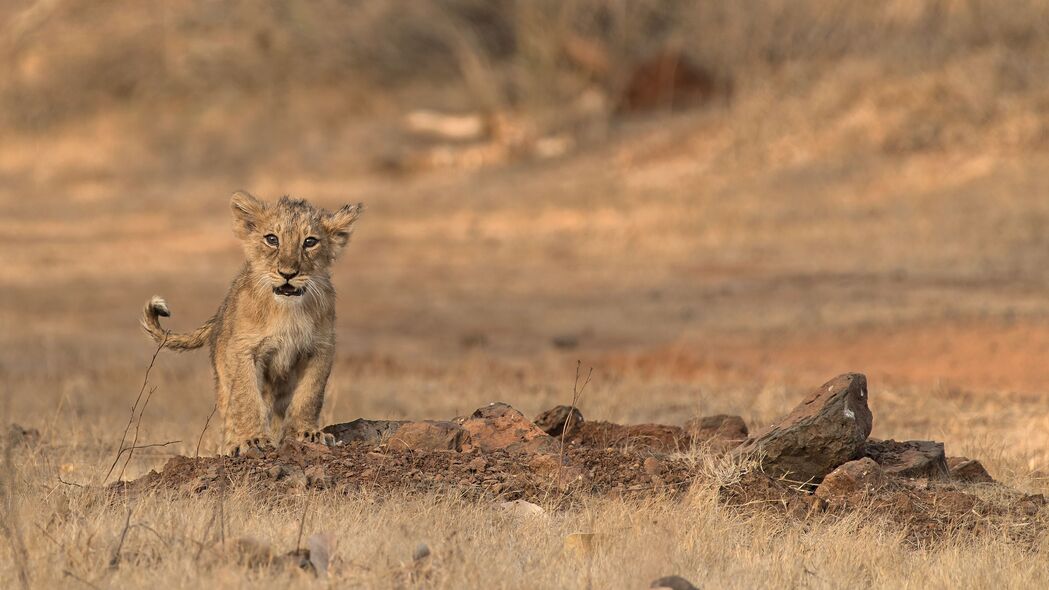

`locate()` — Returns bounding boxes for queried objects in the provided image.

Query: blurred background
[4,0,1049,465]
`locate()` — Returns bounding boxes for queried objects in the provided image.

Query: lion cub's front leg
[280,347,336,447]
[220,352,275,457]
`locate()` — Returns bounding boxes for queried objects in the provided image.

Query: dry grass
[5,450,1049,588]
[3,0,1049,587]
[3,368,1048,588]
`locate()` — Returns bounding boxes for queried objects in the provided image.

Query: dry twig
[104,334,167,483]
[556,361,593,490]
[108,504,134,568]
[195,404,218,458]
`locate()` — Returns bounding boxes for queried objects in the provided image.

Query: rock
[533,405,584,437]
[815,458,888,502]
[412,543,431,562]
[388,421,468,452]
[947,457,994,483]
[684,415,748,442]
[323,419,408,445]
[459,403,558,454]
[498,499,546,518]
[734,373,872,486]
[551,334,580,350]
[307,533,332,578]
[643,457,665,476]
[650,575,701,590]
[332,407,561,454]
[466,456,488,472]
[864,439,949,480]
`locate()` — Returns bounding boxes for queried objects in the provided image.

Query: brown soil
[113,441,697,505]
[564,422,690,454]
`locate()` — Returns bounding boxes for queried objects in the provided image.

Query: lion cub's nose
[278,269,299,280]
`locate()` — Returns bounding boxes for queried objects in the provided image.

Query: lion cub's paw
[290,429,335,447]
[227,436,274,458]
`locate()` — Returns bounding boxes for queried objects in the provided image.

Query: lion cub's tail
[141,296,214,351]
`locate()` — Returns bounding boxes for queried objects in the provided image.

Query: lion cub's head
[230,191,363,300]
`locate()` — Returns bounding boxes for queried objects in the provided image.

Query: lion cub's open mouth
[273,284,305,297]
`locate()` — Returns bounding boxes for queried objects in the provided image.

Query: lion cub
[141,192,363,456]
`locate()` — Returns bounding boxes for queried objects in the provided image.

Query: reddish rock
[388,421,468,452]
[533,405,584,437]
[328,404,557,454]
[815,458,888,502]
[947,457,994,483]
[459,403,558,454]
[734,373,873,486]
[864,439,949,480]
[643,457,665,476]
[685,414,748,442]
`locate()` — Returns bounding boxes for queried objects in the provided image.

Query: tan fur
[141,192,363,456]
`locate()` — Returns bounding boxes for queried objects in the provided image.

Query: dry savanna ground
[4,1,1049,588]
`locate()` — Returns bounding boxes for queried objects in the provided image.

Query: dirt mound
[114,441,697,504]
[111,380,1047,546]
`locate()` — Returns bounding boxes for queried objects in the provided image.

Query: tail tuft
[150,296,171,318]
[141,295,213,352]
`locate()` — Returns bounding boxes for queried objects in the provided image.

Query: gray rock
[734,373,872,486]
[533,405,584,437]
[323,419,408,445]
[651,575,700,590]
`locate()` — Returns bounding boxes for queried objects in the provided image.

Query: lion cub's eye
[303,237,319,248]
[264,234,279,247]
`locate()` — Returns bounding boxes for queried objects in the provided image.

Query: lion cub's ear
[230,191,268,238]
[323,203,364,255]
